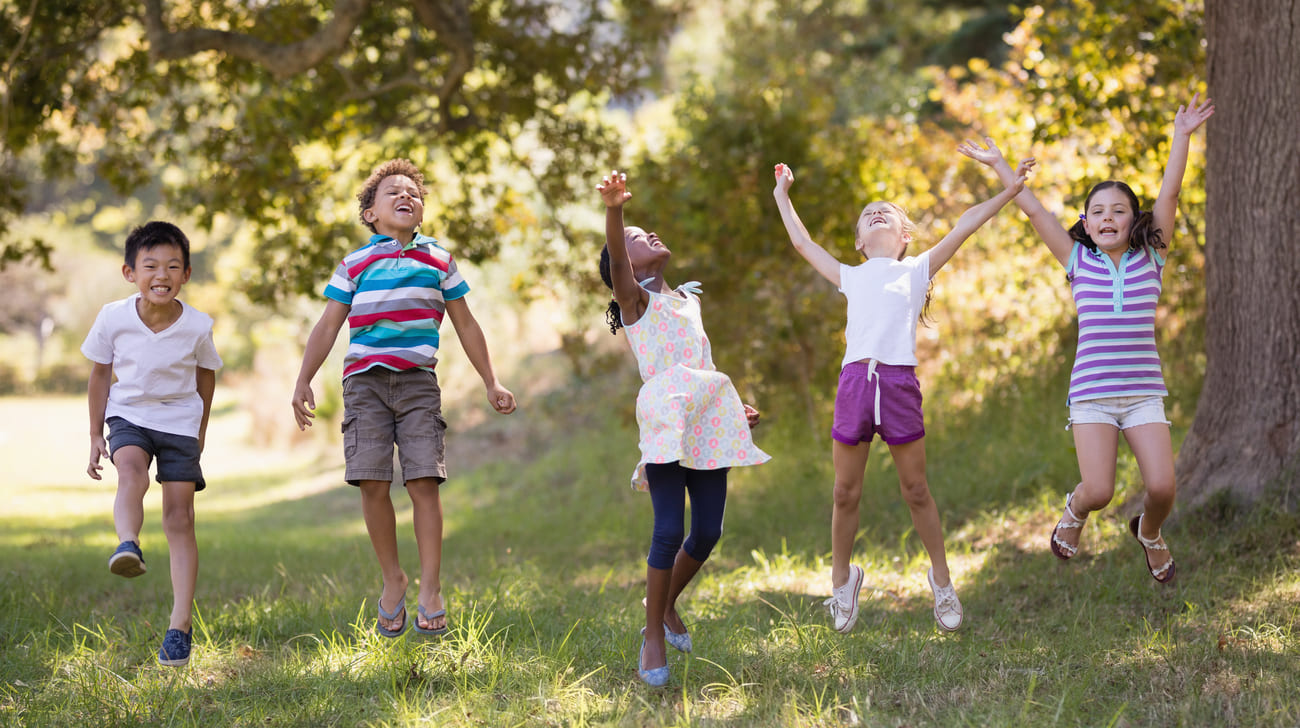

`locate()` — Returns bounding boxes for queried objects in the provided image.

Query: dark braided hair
[598,245,624,334]
[1068,181,1165,254]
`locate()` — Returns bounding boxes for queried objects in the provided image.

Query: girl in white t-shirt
[772,154,1026,634]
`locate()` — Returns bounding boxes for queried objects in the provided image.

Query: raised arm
[926,155,1029,275]
[1151,92,1214,247]
[959,137,1072,266]
[597,170,648,325]
[772,163,844,287]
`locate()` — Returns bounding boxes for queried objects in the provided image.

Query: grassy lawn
[1,375,1298,727]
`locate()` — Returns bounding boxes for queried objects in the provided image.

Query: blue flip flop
[413,604,449,636]
[376,592,408,638]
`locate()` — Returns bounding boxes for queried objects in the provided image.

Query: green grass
[1,371,1298,727]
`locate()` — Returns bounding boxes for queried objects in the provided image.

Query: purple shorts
[832,361,925,446]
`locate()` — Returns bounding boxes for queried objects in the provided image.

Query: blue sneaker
[158,628,192,667]
[108,541,146,578]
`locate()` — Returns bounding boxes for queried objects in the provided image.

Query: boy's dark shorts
[106,416,206,491]
[341,367,448,486]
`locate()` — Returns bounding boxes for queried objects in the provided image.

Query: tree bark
[1175,0,1300,509]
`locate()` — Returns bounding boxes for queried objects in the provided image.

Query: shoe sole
[157,655,190,667]
[835,565,864,634]
[109,552,146,578]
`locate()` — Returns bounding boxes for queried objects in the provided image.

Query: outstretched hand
[1174,92,1215,136]
[957,137,1008,167]
[743,403,761,429]
[772,163,794,196]
[597,169,631,208]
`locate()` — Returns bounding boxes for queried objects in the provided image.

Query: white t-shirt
[81,294,223,437]
[838,250,930,368]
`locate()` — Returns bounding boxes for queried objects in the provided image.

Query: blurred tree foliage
[622,0,1207,428]
[0,0,680,300]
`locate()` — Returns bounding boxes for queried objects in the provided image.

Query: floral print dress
[622,284,770,490]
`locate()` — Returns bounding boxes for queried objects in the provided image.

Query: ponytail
[598,245,625,334]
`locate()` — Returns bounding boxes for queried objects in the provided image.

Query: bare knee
[1075,480,1115,512]
[832,479,862,510]
[162,501,195,534]
[1145,475,1176,508]
[359,480,393,502]
[898,477,932,509]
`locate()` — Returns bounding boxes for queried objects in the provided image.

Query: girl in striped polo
[961,93,1214,584]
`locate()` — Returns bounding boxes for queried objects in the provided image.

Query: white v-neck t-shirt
[81,294,223,437]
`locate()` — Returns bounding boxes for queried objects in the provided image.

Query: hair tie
[1078,213,1086,221]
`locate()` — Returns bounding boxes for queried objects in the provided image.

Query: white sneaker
[823,564,864,633]
[927,568,963,632]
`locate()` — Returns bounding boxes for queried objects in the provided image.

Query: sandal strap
[1059,493,1087,529]
[1135,514,1168,550]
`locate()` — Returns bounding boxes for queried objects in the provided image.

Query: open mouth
[396,203,413,214]
[150,285,171,294]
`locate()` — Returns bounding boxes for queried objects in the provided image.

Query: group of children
[84,94,1212,678]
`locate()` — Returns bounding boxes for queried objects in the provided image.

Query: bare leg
[830,440,871,589]
[160,481,197,632]
[1124,423,1176,573]
[643,565,671,670]
[887,437,950,586]
[112,446,152,544]
[359,479,407,632]
[406,477,446,631]
[1056,423,1121,554]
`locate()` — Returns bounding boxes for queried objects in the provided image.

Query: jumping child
[84,221,223,666]
[292,158,516,638]
[597,170,770,686]
[960,92,1214,584]
[772,154,1026,633]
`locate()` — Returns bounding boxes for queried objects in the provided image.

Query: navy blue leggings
[645,462,729,570]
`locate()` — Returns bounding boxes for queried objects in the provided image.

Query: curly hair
[1068,181,1165,254]
[357,158,427,232]
[124,221,191,270]
[598,245,624,334]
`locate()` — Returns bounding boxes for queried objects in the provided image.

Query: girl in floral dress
[597,170,770,687]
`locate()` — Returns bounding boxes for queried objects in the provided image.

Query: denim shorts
[1066,395,1170,431]
[341,367,447,486]
[832,360,925,446]
[106,416,206,491]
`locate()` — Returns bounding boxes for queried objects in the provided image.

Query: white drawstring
[867,359,881,426]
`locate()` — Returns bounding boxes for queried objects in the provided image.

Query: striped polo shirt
[1067,241,1168,403]
[324,233,469,378]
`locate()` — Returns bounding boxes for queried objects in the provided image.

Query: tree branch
[410,0,474,131]
[141,0,374,79]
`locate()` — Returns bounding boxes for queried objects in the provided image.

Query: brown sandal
[1050,493,1086,561]
[1129,514,1176,584]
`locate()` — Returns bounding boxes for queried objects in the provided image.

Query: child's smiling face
[624,226,670,275]
[855,202,912,260]
[123,242,190,306]
[365,174,425,237]
[1083,186,1135,252]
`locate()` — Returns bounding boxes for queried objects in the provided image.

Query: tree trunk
[1175,0,1300,509]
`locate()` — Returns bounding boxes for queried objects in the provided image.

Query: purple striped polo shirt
[1067,241,1168,403]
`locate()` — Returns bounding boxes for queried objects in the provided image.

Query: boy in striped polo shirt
[292,158,517,637]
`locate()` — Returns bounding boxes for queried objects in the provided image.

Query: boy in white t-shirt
[83,221,223,667]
